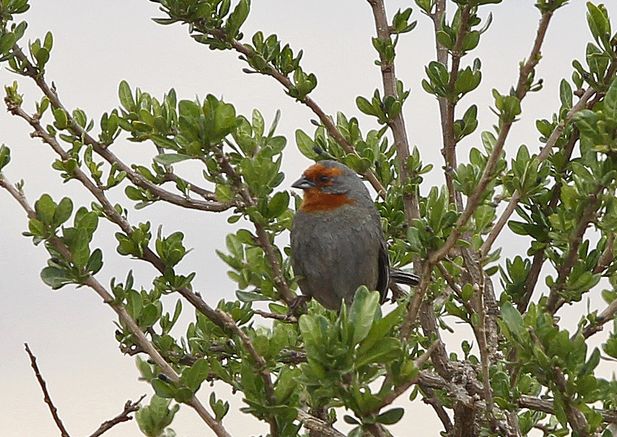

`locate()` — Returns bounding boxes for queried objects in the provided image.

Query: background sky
[0,1,612,436]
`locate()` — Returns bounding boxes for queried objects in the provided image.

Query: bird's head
[292,160,369,212]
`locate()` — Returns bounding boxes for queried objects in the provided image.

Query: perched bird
[290,160,419,310]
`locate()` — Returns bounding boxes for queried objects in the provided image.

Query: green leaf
[236,290,272,302]
[226,0,250,38]
[603,77,617,122]
[152,379,176,399]
[40,266,73,290]
[501,301,525,339]
[267,191,290,218]
[0,144,10,171]
[376,407,404,425]
[53,197,73,227]
[295,129,319,159]
[35,194,57,225]
[118,80,134,112]
[154,153,192,165]
[349,287,379,345]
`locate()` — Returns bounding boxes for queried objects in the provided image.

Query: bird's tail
[389,268,420,286]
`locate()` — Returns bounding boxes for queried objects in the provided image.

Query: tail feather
[389,268,420,286]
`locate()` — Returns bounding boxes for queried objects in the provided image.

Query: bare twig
[367,0,419,221]
[88,395,146,437]
[24,343,71,437]
[253,309,297,323]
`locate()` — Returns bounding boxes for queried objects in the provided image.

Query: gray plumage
[290,160,417,310]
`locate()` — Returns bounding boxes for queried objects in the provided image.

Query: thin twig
[583,293,617,338]
[441,5,472,208]
[24,343,71,437]
[88,395,146,437]
[480,89,594,259]
[369,341,439,413]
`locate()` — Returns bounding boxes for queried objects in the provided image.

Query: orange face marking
[300,188,354,212]
[298,164,352,212]
[303,163,344,187]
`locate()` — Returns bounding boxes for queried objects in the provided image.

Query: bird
[290,160,419,310]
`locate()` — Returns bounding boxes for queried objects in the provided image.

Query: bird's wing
[377,239,390,304]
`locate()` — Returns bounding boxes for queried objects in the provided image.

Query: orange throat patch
[300,188,354,212]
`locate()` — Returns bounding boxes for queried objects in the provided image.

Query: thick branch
[24,343,71,437]
[418,370,617,424]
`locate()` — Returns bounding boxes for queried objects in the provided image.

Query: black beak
[291,176,315,190]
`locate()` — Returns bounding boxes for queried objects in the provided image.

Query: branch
[554,368,590,436]
[546,184,604,313]
[1,179,231,437]
[207,30,386,198]
[367,0,419,222]
[296,410,346,437]
[418,370,617,424]
[253,309,297,323]
[439,5,472,208]
[480,87,594,259]
[215,151,295,307]
[88,395,146,437]
[419,385,453,433]
[583,294,617,338]
[402,7,557,333]
[24,343,71,437]
[11,46,234,213]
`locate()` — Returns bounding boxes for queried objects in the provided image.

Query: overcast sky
[0,1,610,436]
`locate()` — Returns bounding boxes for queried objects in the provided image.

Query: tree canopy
[1,0,617,436]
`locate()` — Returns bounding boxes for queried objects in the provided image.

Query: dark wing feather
[376,240,390,303]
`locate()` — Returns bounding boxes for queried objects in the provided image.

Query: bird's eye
[319,175,330,183]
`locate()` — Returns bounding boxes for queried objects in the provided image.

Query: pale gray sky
[0,1,609,436]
